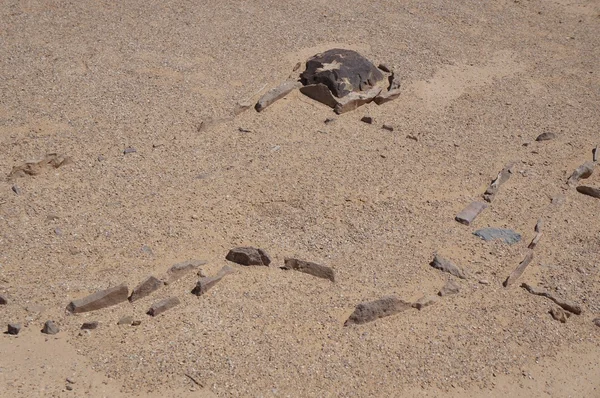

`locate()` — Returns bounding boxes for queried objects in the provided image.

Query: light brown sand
[1,0,599,396]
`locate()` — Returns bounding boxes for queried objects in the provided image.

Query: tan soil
[1,0,599,397]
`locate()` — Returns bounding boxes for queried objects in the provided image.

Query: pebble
[0,294,7,305]
[42,320,59,335]
[255,80,302,112]
[535,132,556,141]
[361,116,373,124]
[412,296,438,310]
[123,147,137,154]
[129,276,163,302]
[455,201,488,226]
[430,254,468,279]
[191,265,235,296]
[132,320,142,326]
[66,385,73,391]
[576,185,600,199]
[7,323,21,335]
[382,124,394,131]
[66,377,76,384]
[226,247,271,266]
[550,307,569,323]
[593,318,600,327]
[81,321,99,330]
[117,315,134,325]
[11,185,21,195]
[147,296,181,317]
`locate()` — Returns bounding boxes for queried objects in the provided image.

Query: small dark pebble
[407,134,418,141]
[324,118,335,124]
[361,116,373,124]
[11,185,21,195]
[97,155,105,162]
[66,385,73,391]
[0,295,7,305]
[132,320,142,326]
[238,127,251,133]
[382,124,394,132]
[378,63,391,73]
[7,323,21,335]
[81,321,99,330]
[123,147,137,154]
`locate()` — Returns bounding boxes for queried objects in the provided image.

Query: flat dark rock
[301,49,385,98]
[129,276,163,302]
[576,185,600,199]
[430,254,467,279]
[282,258,335,282]
[473,228,521,245]
[66,284,129,313]
[147,296,181,316]
[42,320,59,335]
[226,247,271,266]
[344,296,412,325]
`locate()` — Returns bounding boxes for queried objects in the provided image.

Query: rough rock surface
[344,296,412,325]
[430,254,468,279]
[42,320,59,335]
[282,258,335,282]
[66,284,129,313]
[7,323,21,335]
[191,265,235,296]
[438,279,460,296]
[412,296,439,310]
[129,276,163,302]
[147,296,181,316]
[473,228,522,245]
[226,247,271,266]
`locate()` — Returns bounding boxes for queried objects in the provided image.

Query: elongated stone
[164,259,208,285]
[576,185,600,199]
[438,279,460,296]
[430,255,467,279]
[255,80,302,112]
[191,266,235,296]
[455,202,488,225]
[282,258,335,282]
[226,247,271,266]
[129,276,163,302]
[66,284,129,313]
[521,283,582,315]
[344,296,412,325]
[147,296,180,316]
[412,296,438,310]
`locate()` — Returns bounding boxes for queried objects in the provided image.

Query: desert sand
[1,0,599,397]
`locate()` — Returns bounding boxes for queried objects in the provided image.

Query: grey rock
[123,147,137,154]
[455,201,488,225]
[255,80,302,112]
[226,247,271,266]
[164,260,208,285]
[430,254,467,279]
[11,185,21,195]
[438,279,460,296]
[282,258,335,282]
[66,284,129,313]
[412,295,438,310]
[0,294,7,305]
[42,320,59,335]
[521,283,582,315]
[593,318,600,327]
[191,265,235,296]
[551,195,566,205]
[567,161,594,186]
[147,296,180,316]
[7,323,21,335]
[117,315,133,325]
[81,321,99,330]
[536,132,556,141]
[576,185,600,199]
[344,296,412,325]
[129,276,163,302]
[473,228,522,245]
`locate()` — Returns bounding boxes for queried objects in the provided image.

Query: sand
[1,0,599,396]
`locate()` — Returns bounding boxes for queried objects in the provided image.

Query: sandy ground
[1,0,599,397]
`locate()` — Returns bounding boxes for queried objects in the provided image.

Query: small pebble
[382,124,394,132]
[535,132,556,141]
[132,320,142,326]
[81,321,98,330]
[11,185,21,195]
[123,147,137,154]
[361,116,373,124]
[66,385,73,391]
[66,377,76,384]
[117,315,134,325]
[479,279,490,285]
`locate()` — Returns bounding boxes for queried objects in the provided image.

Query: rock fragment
[503,250,534,287]
[132,320,142,326]
[163,259,208,285]
[66,284,129,313]
[535,132,556,141]
[147,296,180,316]
[129,276,163,302]
[361,116,373,124]
[282,258,335,282]
[576,186,600,199]
[7,323,21,335]
[117,315,133,325]
[550,307,570,323]
[455,201,488,225]
[438,279,460,296]
[81,321,99,330]
[412,295,438,310]
[123,147,137,154]
[567,161,594,186]
[42,320,59,335]
[191,266,235,296]
[382,124,394,132]
[11,185,21,195]
[521,283,582,315]
[483,163,515,202]
[255,80,302,112]
[473,228,521,245]
[344,296,412,326]
[430,254,467,279]
[226,247,271,266]
[0,295,7,305]
[594,318,600,327]
[8,153,72,179]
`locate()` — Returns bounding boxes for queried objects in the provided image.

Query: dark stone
[11,185,21,195]
[132,320,142,326]
[147,296,180,316]
[191,266,235,296]
[593,318,600,327]
[7,323,21,335]
[282,258,335,282]
[438,279,460,296]
[576,185,600,199]
[0,295,7,305]
[301,49,385,98]
[164,260,208,285]
[226,247,271,266]
[66,284,129,313]
[117,315,133,325]
[382,124,394,131]
[344,296,412,325]
[473,228,522,245]
[299,84,339,108]
[129,276,163,302]
[378,63,391,73]
[81,321,99,330]
[361,116,373,124]
[430,254,468,279]
[455,201,488,225]
[324,118,336,124]
[536,132,556,141]
[42,320,59,335]
[412,296,438,310]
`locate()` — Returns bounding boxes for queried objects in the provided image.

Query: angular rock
[282,258,335,282]
[299,84,339,108]
[521,283,582,315]
[7,323,21,335]
[430,254,467,279]
[117,315,134,325]
[382,124,394,132]
[361,116,373,124]
[438,279,460,297]
[255,80,302,112]
[334,86,383,114]
[164,259,208,285]
[473,228,521,245]
[594,318,600,327]
[550,307,570,323]
[0,294,7,305]
[412,295,438,310]
[191,266,235,296]
[504,250,534,287]
[536,132,556,141]
[344,296,412,326]
[301,49,385,98]
[42,320,59,335]
[8,153,72,179]
[11,185,21,195]
[576,185,600,199]
[81,321,99,330]
[147,296,180,316]
[132,320,142,326]
[567,161,594,186]
[66,284,129,313]
[129,276,163,302]
[373,87,401,105]
[483,163,515,202]
[455,201,488,226]
[226,247,271,266]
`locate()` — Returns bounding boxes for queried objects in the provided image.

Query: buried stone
[344,296,412,325]
[226,247,271,266]
[473,228,521,245]
[66,284,129,313]
[282,258,335,282]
